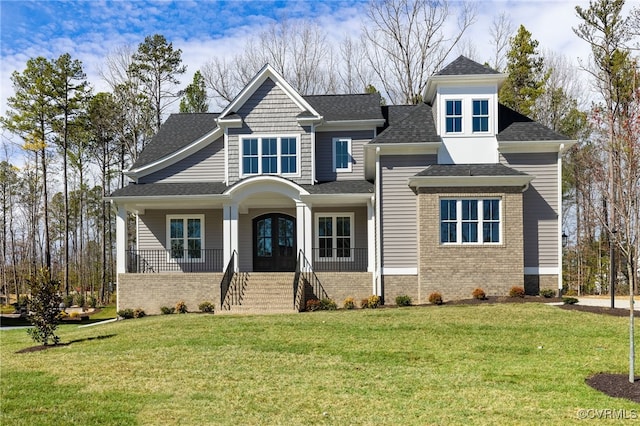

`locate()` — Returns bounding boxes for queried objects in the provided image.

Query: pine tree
[179,71,209,113]
[499,25,547,118]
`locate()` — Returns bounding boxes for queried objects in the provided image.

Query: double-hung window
[440,199,500,244]
[240,136,299,176]
[445,100,462,133]
[316,213,353,259]
[472,99,489,132]
[167,215,205,260]
[333,137,352,172]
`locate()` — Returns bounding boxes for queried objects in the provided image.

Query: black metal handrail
[126,249,224,273]
[220,250,236,309]
[311,247,368,272]
[294,250,329,311]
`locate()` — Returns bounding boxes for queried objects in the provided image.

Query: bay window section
[240,135,299,176]
[440,199,501,244]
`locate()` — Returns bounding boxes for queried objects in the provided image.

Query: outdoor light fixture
[562,232,568,247]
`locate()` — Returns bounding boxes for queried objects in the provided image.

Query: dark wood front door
[253,213,296,272]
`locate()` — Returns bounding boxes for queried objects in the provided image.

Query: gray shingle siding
[138,209,223,252]
[380,154,437,270]
[315,130,374,181]
[501,152,558,269]
[228,78,312,185]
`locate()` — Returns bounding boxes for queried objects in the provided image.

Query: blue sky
[0,0,612,148]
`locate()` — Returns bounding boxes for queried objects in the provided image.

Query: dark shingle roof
[301,180,374,194]
[110,182,227,197]
[304,93,384,121]
[497,104,570,141]
[415,163,529,177]
[132,113,220,169]
[371,103,440,144]
[436,55,500,76]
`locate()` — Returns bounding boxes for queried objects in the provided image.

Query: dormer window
[241,135,300,177]
[445,100,462,133]
[472,100,489,132]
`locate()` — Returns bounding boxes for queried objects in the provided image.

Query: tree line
[0,0,638,304]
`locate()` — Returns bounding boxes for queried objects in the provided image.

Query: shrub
[306,299,321,312]
[133,308,146,318]
[26,270,63,346]
[69,311,81,319]
[343,297,356,310]
[175,300,188,314]
[160,306,175,315]
[509,286,525,298]
[395,295,412,306]
[319,298,337,311]
[88,295,98,308]
[361,295,381,309]
[563,297,579,305]
[360,298,370,308]
[539,289,556,298]
[118,308,134,319]
[564,288,578,297]
[198,301,215,313]
[74,293,86,308]
[472,288,487,300]
[428,292,443,305]
[63,294,74,309]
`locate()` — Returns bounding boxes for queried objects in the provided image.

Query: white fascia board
[498,139,577,154]
[424,73,508,103]
[127,126,224,178]
[300,193,373,205]
[524,267,559,275]
[108,194,231,213]
[408,174,534,189]
[297,116,324,126]
[216,116,243,128]
[316,119,386,131]
[218,64,321,119]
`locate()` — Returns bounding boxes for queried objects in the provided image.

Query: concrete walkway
[577,296,639,311]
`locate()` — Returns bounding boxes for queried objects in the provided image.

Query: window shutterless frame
[166,214,205,262]
[239,135,300,177]
[332,137,352,172]
[439,199,501,245]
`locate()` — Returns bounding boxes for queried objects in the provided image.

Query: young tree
[499,25,548,118]
[361,0,476,104]
[179,71,209,113]
[129,34,186,132]
[488,12,514,71]
[26,269,63,346]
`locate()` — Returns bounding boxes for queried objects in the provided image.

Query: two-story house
[108,56,574,314]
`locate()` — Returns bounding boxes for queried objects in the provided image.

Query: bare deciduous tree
[489,12,514,71]
[361,0,477,104]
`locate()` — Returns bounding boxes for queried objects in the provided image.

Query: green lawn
[1,303,638,425]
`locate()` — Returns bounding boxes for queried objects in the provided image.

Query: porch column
[223,203,239,270]
[115,204,127,275]
[367,197,375,273]
[296,201,312,263]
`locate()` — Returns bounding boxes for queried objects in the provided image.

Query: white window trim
[472,98,490,134]
[440,198,502,245]
[239,134,301,178]
[332,137,352,172]
[166,214,206,262]
[445,99,463,134]
[314,213,355,261]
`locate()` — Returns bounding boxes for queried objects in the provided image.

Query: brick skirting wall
[417,187,525,300]
[118,273,223,315]
[525,274,559,295]
[382,275,419,304]
[314,272,372,306]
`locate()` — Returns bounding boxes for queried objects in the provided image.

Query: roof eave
[498,139,577,153]
[316,118,386,131]
[424,73,508,103]
[408,175,534,189]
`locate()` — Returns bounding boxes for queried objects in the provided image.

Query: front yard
[1,303,638,425]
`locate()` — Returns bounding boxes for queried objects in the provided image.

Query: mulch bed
[558,304,634,317]
[586,373,640,403]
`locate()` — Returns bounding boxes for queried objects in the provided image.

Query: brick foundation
[118,273,223,315]
[315,272,373,306]
[382,275,419,304]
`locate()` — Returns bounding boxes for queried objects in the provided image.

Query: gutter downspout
[558,144,564,297]
[375,146,382,297]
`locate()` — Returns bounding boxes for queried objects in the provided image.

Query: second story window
[333,137,352,172]
[472,100,489,132]
[241,135,299,177]
[445,100,462,133]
